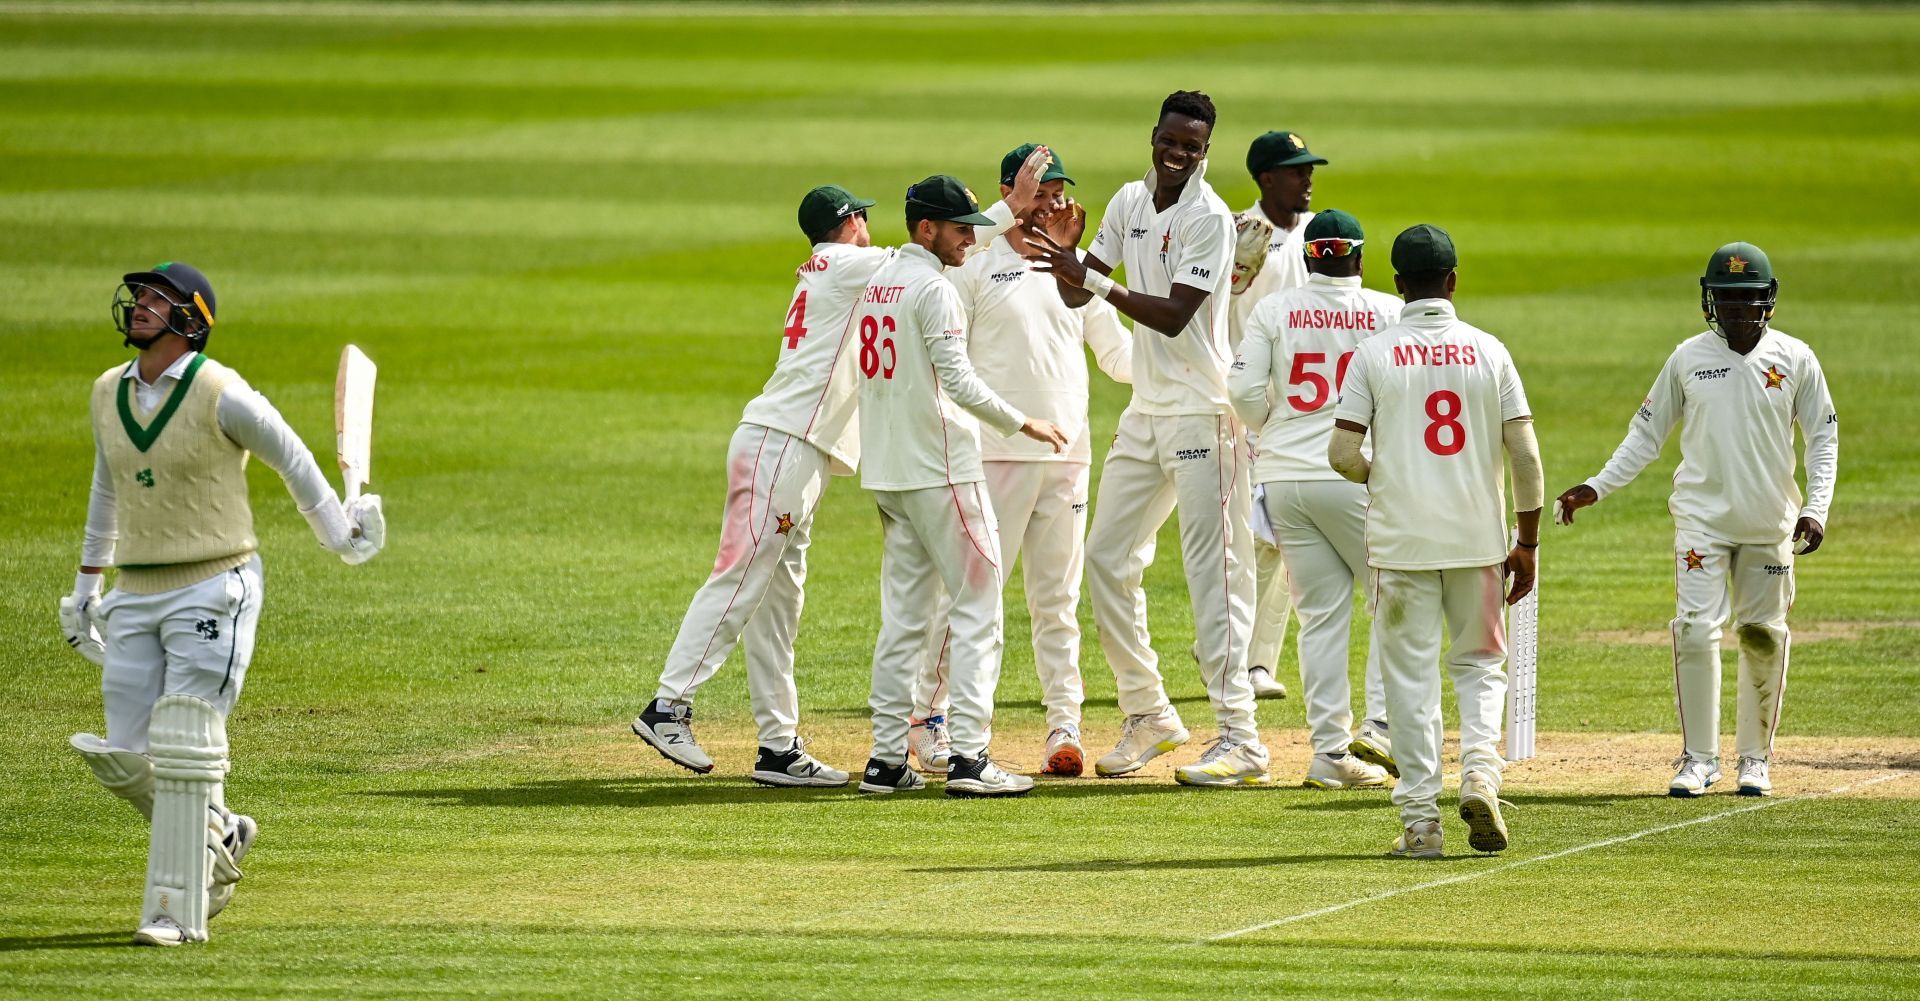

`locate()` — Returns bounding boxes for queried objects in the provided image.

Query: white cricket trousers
[1372,564,1507,825]
[913,460,1089,732]
[100,556,262,753]
[655,423,830,746]
[1086,411,1258,744]
[870,481,1005,762]
[1671,531,1794,763]
[1261,479,1386,755]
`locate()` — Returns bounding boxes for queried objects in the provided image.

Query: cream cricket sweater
[91,354,257,593]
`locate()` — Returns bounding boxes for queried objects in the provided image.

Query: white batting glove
[1229,213,1274,296]
[58,573,106,666]
[345,494,386,562]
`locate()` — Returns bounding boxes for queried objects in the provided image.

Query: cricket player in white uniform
[1227,130,1329,701]
[634,157,1049,786]
[1330,225,1542,858]
[60,262,385,945]
[1229,209,1398,790]
[909,144,1133,778]
[1026,90,1268,787]
[854,174,1069,798]
[1556,243,1837,798]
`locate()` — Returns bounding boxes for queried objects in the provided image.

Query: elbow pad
[1504,419,1544,511]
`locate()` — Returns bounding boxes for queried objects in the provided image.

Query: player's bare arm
[1025,227,1211,336]
[1504,416,1544,605]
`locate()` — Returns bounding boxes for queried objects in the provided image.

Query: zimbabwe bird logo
[775,512,795,535]
[1681,548,1705,571]
[1727,255,1749,274]
[1762,365,1786,390]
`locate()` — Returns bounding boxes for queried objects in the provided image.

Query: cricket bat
[335,345,377,501]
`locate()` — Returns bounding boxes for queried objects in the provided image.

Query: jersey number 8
[1424,390,1465,456]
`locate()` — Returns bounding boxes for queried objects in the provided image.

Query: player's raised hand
[1020,418,1070,453]
[1793,516,1824,555]
[1553,484,1598,525]
[1046,198,1087,249]
[1023,227,1087,287]
[1503,544,1537,605]
[1006,144,1052,220]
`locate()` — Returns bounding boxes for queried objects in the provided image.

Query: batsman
[1556,243,1837,798]
[60,262,385,945]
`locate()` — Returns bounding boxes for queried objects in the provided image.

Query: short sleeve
[1088,188,1129,266]
[1331,345,1377,427]
[1497,343,1531,421]
[1173,209,1231,293]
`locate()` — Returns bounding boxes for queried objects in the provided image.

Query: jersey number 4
[859,315,897,379]
[1286,351,1354,412]
[783,292,808,349]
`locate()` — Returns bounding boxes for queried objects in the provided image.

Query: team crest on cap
[963,187,977,207]
[1287,133,1304,150]
[775,512,795,535]
[1682,548,1706,571]
[1762,365,1786,390]
[1727,254,1749,274]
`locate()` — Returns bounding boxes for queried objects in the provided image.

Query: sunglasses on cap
[1304,238,1363,259]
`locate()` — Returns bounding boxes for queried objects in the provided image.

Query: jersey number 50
[1286,351,1354,412]
[860,315,898,380]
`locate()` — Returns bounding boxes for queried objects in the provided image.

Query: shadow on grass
[361,776,1215,809]
[904,851,1464,874]
[0,931,128,953]
[1281,792,1648,812]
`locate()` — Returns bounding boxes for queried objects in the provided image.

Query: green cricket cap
[1303,209,1364,243]
[1391,223,1457,274]
[798,185,875,241]
[1702,242,1774,288]
[1246,130,1328,177]
[1000,143,1073,186]
[904,174,996,226]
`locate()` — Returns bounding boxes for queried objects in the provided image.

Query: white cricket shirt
[1585,329,1837,544]
[738,241,895,476]
[1333,298,1531,570]
[1228,202,1312,350]
[855,243,1027,492]
[1086,160,1235,417]
[1230,274,1403,483]
[951,234,1131,464]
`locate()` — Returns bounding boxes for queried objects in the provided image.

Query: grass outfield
[4,3,1920,997]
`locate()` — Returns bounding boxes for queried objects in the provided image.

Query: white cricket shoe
[908,715,952,772]
[857,758,927,795]
[1174,737,1272,788]
[1041,725,1084,777]
[1737,756,1772,797]
[209,812,258,919]
[1349,720,1397,778]
[133,916,198,947]
[1668,755,1722,798]
[1389,819,1444,859]
[632,698,714,774]
[1303,753,1389,790]
[1248,666,1288,700]
[946,753,1035,798]
[750,738,849,788]
[1457,770,1510,853]
[1094,706,1190,777]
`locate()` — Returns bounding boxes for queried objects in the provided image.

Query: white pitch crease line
[1199,771,1913,945]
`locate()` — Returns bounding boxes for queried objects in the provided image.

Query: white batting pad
[141,695,230,943]
[70,733,154,819]
[1505,585,1538,762]
[336,344,377,501]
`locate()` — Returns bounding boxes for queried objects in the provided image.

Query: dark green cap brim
[1269,152,1328,168]
[946,211,997,225]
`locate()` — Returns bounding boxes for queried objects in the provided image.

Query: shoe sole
[857,779,926,795]
[1042,744,1084,777]
[750,771,848,789]
[1174,771,1271,788]
[632,720,714,774]
[945,782,1034,798]
[1252,686,1287,700]
[1094,734,1190,777]
[1389,847,1443,860]
[1459,797,1509,853]
[1738,785,1770,797]
[133,929,186,947]
[1349,739,1399,778]
[1303,775,1388,790]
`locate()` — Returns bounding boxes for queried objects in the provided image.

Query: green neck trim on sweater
[116,353,208,453]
